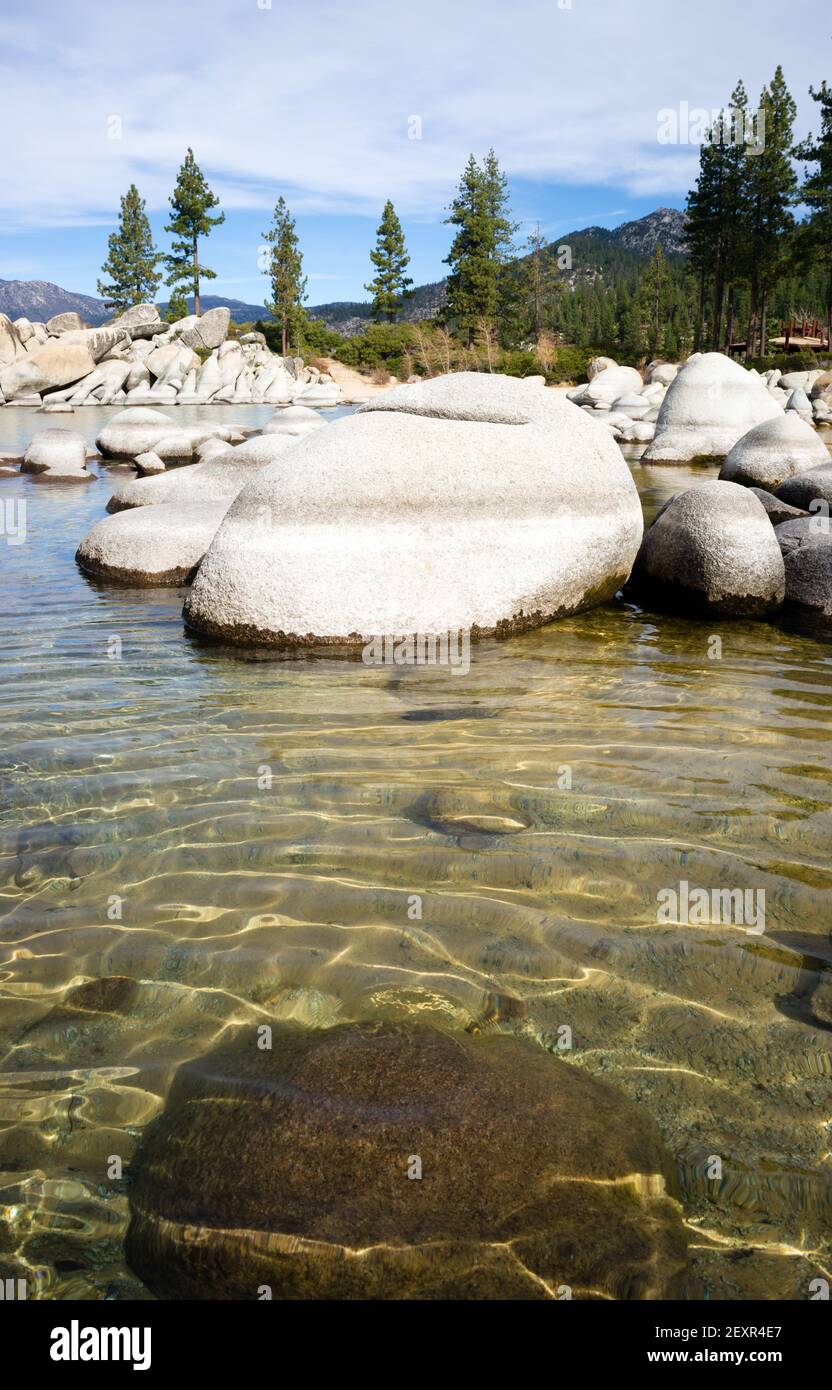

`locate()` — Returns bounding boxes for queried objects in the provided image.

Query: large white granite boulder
[183,371,644,648]
[1,341,96,399]
[642,353,782,463]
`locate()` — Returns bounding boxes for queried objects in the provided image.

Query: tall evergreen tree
[639,244,671,356]
[261,197,307,356]
[164,148,224,315]
[97,184,161,313]
[743,68,797,358]
[444,150,515,343]
[794,80,832,355]
[366,201,413,322]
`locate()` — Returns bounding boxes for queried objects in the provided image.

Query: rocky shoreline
[0,303,349,409]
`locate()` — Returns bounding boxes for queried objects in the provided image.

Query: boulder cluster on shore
[570,349,832,453]
[0,303,342,409]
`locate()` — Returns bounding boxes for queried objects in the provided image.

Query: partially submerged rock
[719,412,828,491]
[643,352,782,464]
[105,433,298,512]
[775,522,832,624]
[95,406,238,463]
[21,428,92,481]
[126,1021,686,1300]
[184,372,644,648]
[262,405,327,437]
[628,479,785,618]
[77,501,230,585]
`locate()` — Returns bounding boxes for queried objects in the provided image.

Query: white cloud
[0,0,821,229]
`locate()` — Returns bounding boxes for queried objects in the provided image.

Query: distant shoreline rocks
[0,304,343,409]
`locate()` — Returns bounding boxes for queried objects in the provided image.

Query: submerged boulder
[184,372,644,648]
[643,352,782,464]
[719,412,828,491]
[628,479,785,617]
[125,1021,687,1300]
[77,501,230,585]
[21,428,92,481]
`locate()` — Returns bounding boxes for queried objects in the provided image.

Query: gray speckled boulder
[775,463,832,512]
[184,372,644,648]
[76,501,230,585]
[106,433,298,513]
[774,516,832,555]
[748,488,808,528]
[21,428,92,481]
[643,353,782,464]
[629,479,785,617]
[176,306,231,352]
[719,413,828,491]
[774,522,832,623]
[125,1022,687,1300]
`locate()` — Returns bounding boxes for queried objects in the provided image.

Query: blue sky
[0,0,822,306]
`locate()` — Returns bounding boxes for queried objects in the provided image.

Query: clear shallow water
[0,414,831,1301]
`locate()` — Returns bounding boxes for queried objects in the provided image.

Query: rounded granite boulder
[76,501,230,585]
[183,372,644,648]
[21,428,92,481]
[719,412,829,491]
[95,407,238,463]
[643,352,782,464]
[628,479,785,618]
[125,1021,687,1300]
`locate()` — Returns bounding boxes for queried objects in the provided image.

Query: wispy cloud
[0,0,820,232]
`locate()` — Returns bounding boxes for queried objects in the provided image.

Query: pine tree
[444,151,515,344]
[261,197,307,357]
[794,80,832,356]
[165,285,189,323]
[639,245,670,356]
[97,184,161,313]
[366,201,413,322]
[743,68,797,358]
[164,149,224,316]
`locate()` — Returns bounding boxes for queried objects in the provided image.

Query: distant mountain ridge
[0,279,112,325]
[308,208,687,333]
[1,208,687,336]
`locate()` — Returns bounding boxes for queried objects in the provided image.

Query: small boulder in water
[628,479,785,618]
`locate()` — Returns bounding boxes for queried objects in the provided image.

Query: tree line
[686,68,832,358]
[100,71,830,369]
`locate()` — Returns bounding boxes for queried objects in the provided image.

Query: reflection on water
[0,421,831,1300]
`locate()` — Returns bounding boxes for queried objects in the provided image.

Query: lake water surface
[1,406,830,1300]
